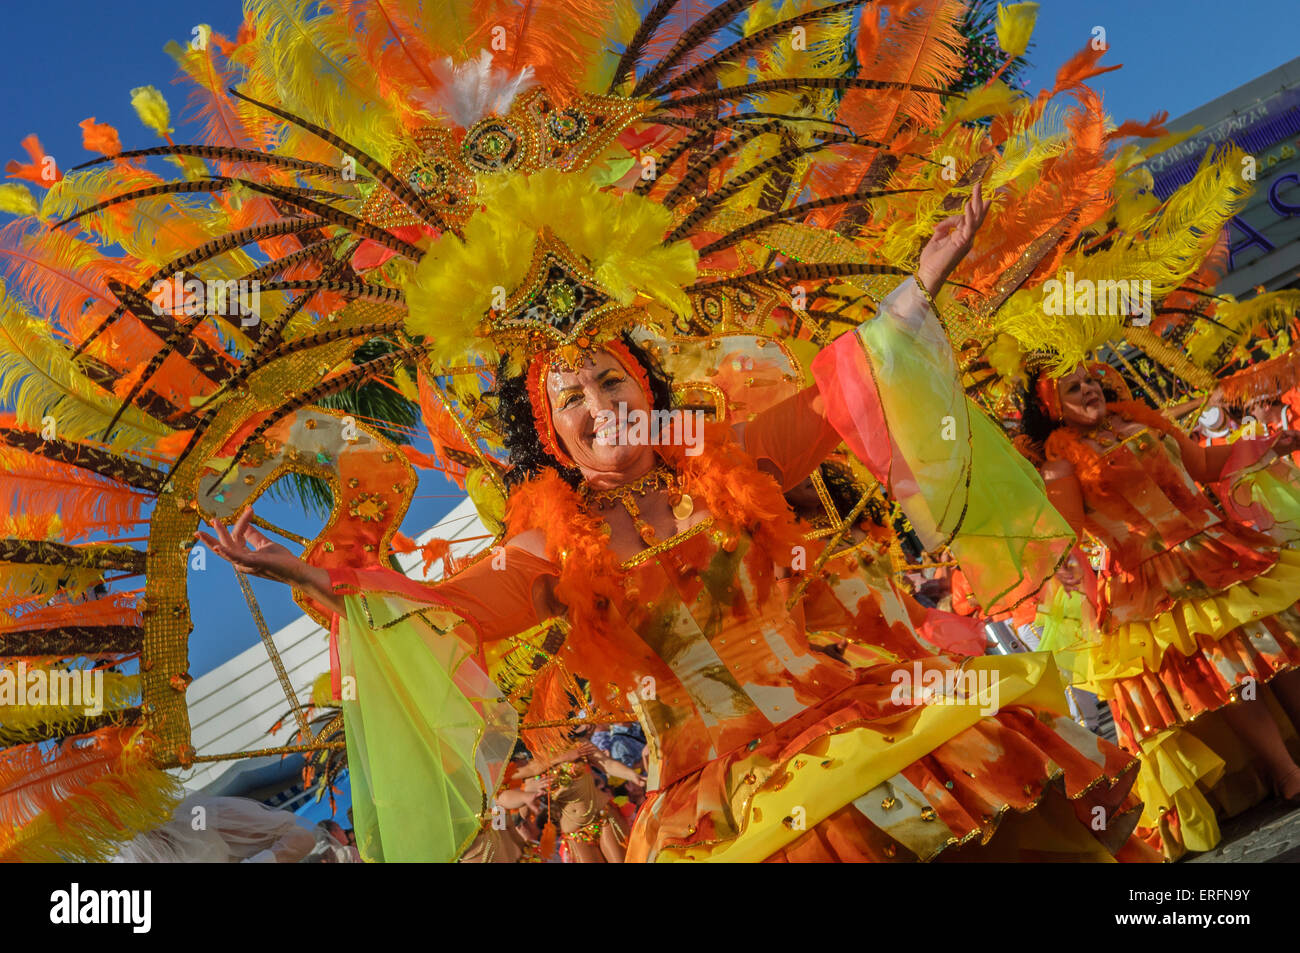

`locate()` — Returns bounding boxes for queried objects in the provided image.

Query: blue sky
[2,0,1298,678]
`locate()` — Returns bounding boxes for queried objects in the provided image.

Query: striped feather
[654,0,869,95]
[687,261,907,293]
[228,87,444,229]
[609,0,683,92]
[206,343,428,492]
[69,145,344,179]
[634,0,763,95]
[693,188,928,254]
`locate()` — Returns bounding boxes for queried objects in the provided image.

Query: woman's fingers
[211,518,235,550]
[243,523,273,549]
[227,509,253,548]
[198,533,254,572]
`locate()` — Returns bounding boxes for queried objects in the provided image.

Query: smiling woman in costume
[203,173,1157,863]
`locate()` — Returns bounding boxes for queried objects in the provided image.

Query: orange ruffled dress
[1047,421,1300,857]
[329,388,1158,863]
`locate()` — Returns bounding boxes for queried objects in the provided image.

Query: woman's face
[545,348,654,474]
[1057,366,1106,429]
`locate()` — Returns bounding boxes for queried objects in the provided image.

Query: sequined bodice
[1079,430,1221,570]
[592,522,856,789]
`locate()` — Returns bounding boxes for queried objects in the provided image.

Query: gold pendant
[672,493,694,521]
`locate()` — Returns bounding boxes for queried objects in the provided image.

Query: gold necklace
[580,463,694,543]
[1083,415,1119,447]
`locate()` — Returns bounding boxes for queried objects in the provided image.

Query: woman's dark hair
[492,332,674,490]
[1018,383,1059,450]
[819,460,889,529]
[1018,375,1124,452]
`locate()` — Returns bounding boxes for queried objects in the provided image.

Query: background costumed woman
[1023,363,1300,858]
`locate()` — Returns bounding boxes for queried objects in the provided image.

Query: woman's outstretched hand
[197,508,308,588]
[917,179,992,296]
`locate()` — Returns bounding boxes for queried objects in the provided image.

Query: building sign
[1148,85,1300,274]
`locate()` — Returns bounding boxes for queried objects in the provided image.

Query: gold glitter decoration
[348,493,389,522]
[142,300,396,766]
[359,89,647,233]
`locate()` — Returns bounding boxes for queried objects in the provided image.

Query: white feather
[417,50,537,129]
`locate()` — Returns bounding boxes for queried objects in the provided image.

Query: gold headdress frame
[362,88,651,233]
[488,226,668,361]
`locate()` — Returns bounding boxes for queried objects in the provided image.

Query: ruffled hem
[1130,726,1226,860]
[1128,695,1300,859]
[1104,614,1300,750]
[765,778,1156,863]
[1082,547,1300,688]
[627,653,1155,863]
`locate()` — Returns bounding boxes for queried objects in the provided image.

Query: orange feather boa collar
[503,420,818,725]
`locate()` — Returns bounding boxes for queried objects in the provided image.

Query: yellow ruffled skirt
[628,653,1157,863]
[1076,549,1300,858]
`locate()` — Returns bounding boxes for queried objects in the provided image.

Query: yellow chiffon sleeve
[336,592,517,862]
[811,279,1074,614]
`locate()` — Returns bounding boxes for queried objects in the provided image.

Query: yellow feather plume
[0,664,141,746]
[0,727,182,863]
[945,80,1026,126]
[310,671,338,707]
[405,169,698,366]
[242,0,401,165]
[129,86,172,139]
[0,184,38,218]
[1186,290,1300,370]
[996,145,1253,368]
[995,2,1039,58]
[0,283,171,450]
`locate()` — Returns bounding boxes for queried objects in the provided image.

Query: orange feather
[0,726,180,863]
[78,119,122,158]
[4,134,62,185]
[0,220,144,344]
[0,589,142,635]
[1106,111,1170,143]
[473,0,628,103]
[812,0,967,225]
[0,445,149,541]
[416,367,474,487]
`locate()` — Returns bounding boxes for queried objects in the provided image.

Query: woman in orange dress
[201,186,1161,863]
[1023,363,1300,857]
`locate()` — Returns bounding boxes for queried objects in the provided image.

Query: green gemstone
[316,451,331,464]
[545,281,577,316]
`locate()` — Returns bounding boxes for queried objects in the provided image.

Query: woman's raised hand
[917,179,992,296]
[196,508,308,587]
